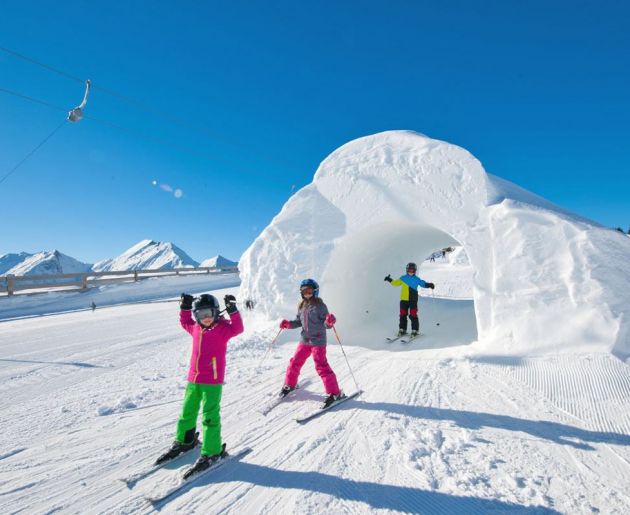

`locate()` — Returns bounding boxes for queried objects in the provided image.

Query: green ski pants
[175,382,223,456]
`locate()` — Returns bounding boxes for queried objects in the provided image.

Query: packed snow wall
[239,131,630,358]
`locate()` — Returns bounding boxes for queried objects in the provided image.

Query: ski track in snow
[1,291,630,514]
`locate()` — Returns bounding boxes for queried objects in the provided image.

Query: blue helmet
[299,278,319,298]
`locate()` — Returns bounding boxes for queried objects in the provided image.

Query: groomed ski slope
[1,286,630,514]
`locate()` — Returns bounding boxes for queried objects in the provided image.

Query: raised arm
[223,295,244,337]
[179,293,196,334]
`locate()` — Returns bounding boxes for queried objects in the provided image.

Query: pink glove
[280,319,291,329]
[325,313,336,327]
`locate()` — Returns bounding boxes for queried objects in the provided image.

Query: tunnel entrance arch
[321,222,477,350]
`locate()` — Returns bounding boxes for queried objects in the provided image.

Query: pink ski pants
[284,342,340,395]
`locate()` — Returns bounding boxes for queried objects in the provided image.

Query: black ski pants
[399,299,419,332]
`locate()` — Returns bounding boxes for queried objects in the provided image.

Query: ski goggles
[194,308,216,320]
[300,286,314,294]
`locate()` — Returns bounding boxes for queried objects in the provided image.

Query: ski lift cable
[0,86,68,114]
[0,86,283,179]
[0,45,296,171]
[0,119,67,186]
[0,45,84,84]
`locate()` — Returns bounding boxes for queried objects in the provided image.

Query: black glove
[384,274,392,283]
[426,282,435,290]
[224,294,237,314]
[180,293,194,310]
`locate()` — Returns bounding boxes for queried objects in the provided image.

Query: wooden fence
[0,266,239,297]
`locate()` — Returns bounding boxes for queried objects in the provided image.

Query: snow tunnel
[239,131,630,357]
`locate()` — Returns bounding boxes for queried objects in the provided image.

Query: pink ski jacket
[180,310,244,384]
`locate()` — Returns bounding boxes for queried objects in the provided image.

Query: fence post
[81,274,88,290]
[7,275,14,296]
[134,270,138,282]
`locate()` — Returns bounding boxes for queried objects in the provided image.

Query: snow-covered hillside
[239,131,630,359]
[4,250,92,277]
[200,255,238,268]
[93,239,199,272]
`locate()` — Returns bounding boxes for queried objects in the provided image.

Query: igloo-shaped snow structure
[239,131,630,357]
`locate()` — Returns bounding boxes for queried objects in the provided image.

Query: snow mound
[92,239,198,271]
[239,130,630,358]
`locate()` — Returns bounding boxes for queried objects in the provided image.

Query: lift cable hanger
[0,80,90,186]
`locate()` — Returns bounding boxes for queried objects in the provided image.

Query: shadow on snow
[353,400,630,450]
[158,462,558,514]
[0,358,104,368]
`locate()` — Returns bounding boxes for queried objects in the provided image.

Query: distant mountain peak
[200,255,238,268]
[92,239,199,272]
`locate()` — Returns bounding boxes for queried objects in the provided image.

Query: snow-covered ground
[1,282,629,514]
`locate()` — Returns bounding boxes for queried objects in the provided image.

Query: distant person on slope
[384,262,434,337]
[155,292,243,480]
[278,278,344,408]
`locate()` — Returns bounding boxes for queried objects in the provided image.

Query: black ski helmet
[299,278,319,298]
[192,294,220,324]
[406,262,417,273]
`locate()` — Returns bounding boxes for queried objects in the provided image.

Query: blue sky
[1,0,628,264]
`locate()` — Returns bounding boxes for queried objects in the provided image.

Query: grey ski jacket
[287,299,331,346]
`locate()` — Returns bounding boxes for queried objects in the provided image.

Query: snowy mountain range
[0,240,238,276]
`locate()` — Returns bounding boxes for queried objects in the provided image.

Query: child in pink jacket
[155,292,243,479]
[279,278,343,408]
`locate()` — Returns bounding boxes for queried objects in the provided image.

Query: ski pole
[332,326,361,393]
[247,327,283,385]
[258,327,283,370]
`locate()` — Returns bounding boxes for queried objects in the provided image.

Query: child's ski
[144,447,252,503]
[400,333,422,344]
[296,391,361,424]
[259,388,298,416]
[120,443,200,488]
[385,335,405,344]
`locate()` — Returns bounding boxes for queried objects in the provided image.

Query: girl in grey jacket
[279,278,342,407]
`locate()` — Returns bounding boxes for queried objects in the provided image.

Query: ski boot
[397,329,407,337]
[279,384,297,398]
[155,431,199,465]
[322,392,346,409]
[183,444,228,480]
[410,330,419,338]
